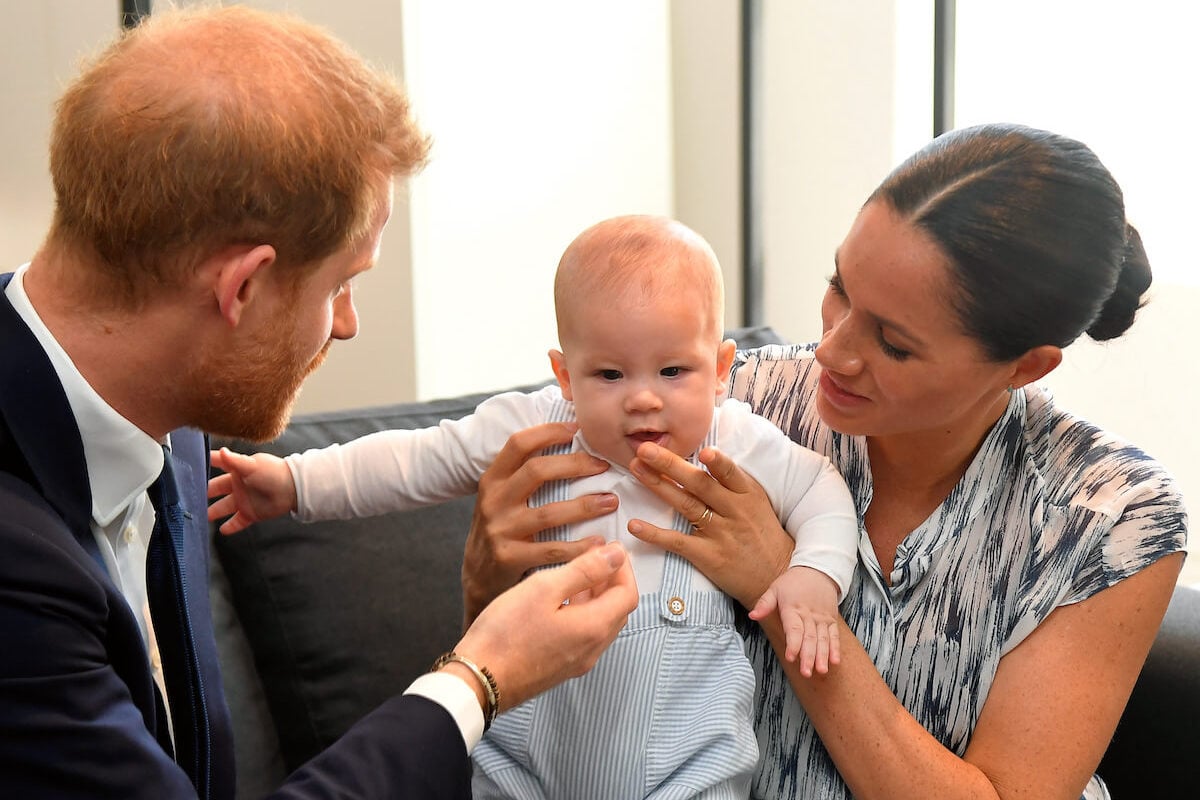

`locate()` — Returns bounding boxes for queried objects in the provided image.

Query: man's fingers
[536,535,608,568]
[524,494,618,537]
[488,422,579,478]
[500,451,610,505]
[547,542,631,603]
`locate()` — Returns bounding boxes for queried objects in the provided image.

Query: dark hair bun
[1087,224,1152,341]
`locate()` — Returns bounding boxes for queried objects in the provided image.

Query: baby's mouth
[627,431,667,446]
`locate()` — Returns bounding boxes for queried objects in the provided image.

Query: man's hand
[461,422,618,625]
[455,541,638,710]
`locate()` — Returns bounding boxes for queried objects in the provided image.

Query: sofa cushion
[212,326,789,772]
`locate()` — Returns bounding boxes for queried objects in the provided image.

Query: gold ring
[693,506,714,530]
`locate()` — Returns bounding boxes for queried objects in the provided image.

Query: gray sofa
[207,327,1198,799]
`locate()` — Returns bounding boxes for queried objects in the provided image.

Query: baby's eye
[599,369,623,381]
[660,366,683,377]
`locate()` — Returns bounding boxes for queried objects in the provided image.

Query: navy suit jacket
[0,272,471,798]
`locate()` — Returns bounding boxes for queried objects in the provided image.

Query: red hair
[45,5,430,306]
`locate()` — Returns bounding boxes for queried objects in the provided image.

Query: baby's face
[553,289,731,469]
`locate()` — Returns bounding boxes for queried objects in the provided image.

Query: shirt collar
[5,264,165,526]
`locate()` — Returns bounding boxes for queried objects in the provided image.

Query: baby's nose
[625,386,663,412]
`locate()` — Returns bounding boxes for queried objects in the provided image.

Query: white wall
[400,0,675,400]
[670,0,743,327]
[759,2,900,345]
[0,2,113,268]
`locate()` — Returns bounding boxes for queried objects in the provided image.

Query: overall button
[667,596,685,616]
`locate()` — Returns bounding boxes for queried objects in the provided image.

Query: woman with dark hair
[463,124,1187,799]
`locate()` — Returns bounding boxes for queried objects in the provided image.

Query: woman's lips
[819,370,869,409]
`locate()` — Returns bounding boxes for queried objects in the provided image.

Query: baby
[208,215,858,799]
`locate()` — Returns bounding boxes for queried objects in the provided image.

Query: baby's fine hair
[553,215,724,338]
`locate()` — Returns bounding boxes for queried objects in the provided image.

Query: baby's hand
[207,448,297,534]
[749,566,841,677]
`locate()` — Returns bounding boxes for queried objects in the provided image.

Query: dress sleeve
[1064,467,1188,604]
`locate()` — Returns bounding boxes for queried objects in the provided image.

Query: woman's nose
[815,314,864,375]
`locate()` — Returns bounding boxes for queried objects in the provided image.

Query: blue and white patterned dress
[728,344,1188,800]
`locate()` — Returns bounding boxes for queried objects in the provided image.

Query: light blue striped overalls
[472,397,759,799]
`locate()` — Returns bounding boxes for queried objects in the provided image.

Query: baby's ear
[548,349,574,401]
[715,339,737,394]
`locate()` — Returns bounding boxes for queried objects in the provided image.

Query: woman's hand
[626,442,793,608]
[461,421,618,625]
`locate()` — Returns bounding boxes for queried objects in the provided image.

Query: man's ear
[715,338,737,395]
[213,244,277,327]
[549,349,574,401]
[1008,344,1062,390]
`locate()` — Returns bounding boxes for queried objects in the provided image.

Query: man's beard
[187,323,332,443]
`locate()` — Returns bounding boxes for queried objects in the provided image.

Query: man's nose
[331,285,359,340]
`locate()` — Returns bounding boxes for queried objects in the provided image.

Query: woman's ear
[213,244,277,327]
[715,339,737,395]
[549,349,574,401]
[1009,344,1063,390]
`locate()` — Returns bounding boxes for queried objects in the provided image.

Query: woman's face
[815,200,1016,444]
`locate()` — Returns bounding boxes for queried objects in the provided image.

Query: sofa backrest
[211,326,789,774]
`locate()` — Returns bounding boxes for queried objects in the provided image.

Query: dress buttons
[667,596,685,616]
[122,525,137,545]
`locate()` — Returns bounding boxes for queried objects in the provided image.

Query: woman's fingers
[631,442,755,502]
[628,441,793,608]
[625,518,698,559]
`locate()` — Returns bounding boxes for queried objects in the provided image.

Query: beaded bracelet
[431,651,501,731]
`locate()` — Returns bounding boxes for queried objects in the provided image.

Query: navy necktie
[147,446,213,799]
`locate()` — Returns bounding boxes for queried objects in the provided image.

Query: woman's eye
[826,273,846,297]
[599,370,622,381]
[879,335,911,361]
